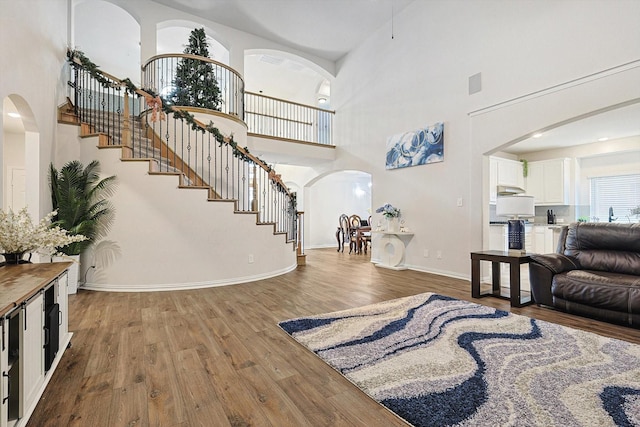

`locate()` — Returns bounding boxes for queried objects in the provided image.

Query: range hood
[497,185,526,195]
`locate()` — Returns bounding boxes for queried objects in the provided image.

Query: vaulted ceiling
[149,0,414,62]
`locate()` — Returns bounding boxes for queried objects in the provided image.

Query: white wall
[77,136,296,290]
[74,0,141,83]
[332,0,640,278]
[0,0,68,218]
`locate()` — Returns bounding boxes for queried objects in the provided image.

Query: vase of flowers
[375,203,401,232]
[0,208,86,266]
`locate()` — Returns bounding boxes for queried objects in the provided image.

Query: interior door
[8,168,26,211]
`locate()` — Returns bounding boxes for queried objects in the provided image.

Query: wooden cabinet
[0,263,71,427]
[489,157,525,203]
[526,158,570,205]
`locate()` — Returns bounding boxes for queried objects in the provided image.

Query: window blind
[590,174,640,223]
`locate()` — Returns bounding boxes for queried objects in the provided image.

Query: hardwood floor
[27,249,640,427]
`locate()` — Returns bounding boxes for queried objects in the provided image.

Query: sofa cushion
[552,270,640,313]
[564,222,640,275]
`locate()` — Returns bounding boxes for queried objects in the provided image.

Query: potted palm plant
[49,160,116,293]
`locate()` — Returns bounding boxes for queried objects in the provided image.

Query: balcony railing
[142,54,245,118]
[245,92,334,145]
[142,54,334,145]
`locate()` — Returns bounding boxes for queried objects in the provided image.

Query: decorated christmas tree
[170,28,222,111]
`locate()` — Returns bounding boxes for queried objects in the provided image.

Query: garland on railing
[66,49,292,196]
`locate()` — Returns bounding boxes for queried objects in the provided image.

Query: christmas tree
[170,28,222,111]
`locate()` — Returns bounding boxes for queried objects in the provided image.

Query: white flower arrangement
[0,208,86,257]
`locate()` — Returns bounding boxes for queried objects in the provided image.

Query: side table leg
[471,258,481,298]
[491,261,501,296]
[509,260,522,307]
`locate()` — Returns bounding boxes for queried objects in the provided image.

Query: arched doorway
[2,95,41,244]
[304,170,371,250]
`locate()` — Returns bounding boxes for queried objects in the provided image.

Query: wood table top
[0,262,71,316]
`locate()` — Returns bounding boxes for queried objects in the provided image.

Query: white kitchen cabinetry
[489,157,525,203]
[526,158,570,205]
[531,225,565,254]
[0,264,72,427]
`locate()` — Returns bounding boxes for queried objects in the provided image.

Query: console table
[0,263,72,427]
[372,231,414,270]
[470,250,533,307]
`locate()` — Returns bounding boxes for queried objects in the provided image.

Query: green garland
[67,49,289,195]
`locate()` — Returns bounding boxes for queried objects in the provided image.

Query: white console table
[371,231,414,270]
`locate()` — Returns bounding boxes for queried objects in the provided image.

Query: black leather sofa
[528,222,640,328]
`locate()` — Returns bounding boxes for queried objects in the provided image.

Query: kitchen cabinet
[531,225,564,254]
[489,157,525,203]
[0,263,71,427]
[526,158,570,205]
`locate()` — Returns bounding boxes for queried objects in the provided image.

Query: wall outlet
[248,254,254,264]
[457,197,463,207]
[436,250,442,259]
[424,249,429,258]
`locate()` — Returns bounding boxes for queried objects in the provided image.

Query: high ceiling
[150,0,415,62]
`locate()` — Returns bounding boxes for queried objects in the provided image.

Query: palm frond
[49,160,116,255]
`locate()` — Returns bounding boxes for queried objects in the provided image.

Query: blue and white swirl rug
[279,293,640,427]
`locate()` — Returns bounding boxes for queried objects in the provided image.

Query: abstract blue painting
[385,122,444,170]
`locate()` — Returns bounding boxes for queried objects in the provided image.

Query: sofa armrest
[529,253,580,274]
[528,254,579,307]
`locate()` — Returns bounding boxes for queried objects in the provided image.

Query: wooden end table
[470,250,533,308]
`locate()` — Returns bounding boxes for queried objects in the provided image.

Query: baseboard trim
[80,263,298,292]
[404,264,470,281]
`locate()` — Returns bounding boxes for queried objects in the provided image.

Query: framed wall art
[385,122,444,170]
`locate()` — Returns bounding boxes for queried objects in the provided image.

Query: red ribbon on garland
[145,95,165,122]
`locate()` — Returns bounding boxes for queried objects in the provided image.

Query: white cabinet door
[543,160,569,204]
[526,162,544,204]
[489,225,506,251]
[533,226,545,254]
[20,294,44,417]
[526,159,569,205]
[489,158,498,204]
[497,158,524,188]
[56,273,69,347]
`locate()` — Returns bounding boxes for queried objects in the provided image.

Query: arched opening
[2,95,41,246]
[157,22,230,64]
[2,97,26,211]
[74,0,141,82]
[244,49,332,107]
[304,170,371,250]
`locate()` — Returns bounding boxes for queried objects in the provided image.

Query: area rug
[279,293,640,427]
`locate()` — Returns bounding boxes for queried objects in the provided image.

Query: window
[590,174,640,223]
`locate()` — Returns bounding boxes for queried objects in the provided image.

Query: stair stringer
[76,133,296,292]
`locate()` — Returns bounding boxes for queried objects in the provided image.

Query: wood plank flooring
[27,249,640,426]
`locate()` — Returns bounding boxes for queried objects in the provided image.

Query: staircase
[57,53,302,290]
[72,107,194,185]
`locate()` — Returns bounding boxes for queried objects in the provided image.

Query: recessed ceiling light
[8,112,20,118]
[318,97,327,104]
[532,133,543,138]
[598,137,609,142]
